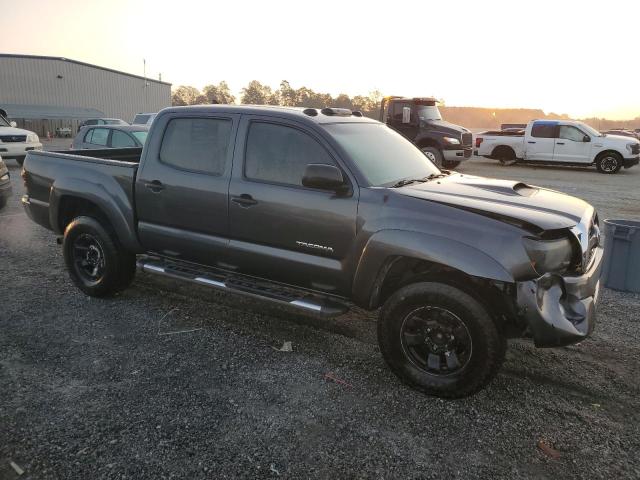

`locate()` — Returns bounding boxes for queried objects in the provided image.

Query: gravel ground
[1,157,639,479]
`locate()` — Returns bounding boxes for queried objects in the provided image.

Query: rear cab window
[244,121,336,187]
[159,117,232,175]
[531,121,558,138]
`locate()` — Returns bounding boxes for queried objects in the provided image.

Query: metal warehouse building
[0,54,171,136]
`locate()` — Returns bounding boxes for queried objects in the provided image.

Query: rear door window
[244,122,336,187]
[111,130,137,147]
[531,122,558,138]
[88,128,109,146]
[159,117,232,175]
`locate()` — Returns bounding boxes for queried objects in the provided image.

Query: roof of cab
[159,105,379,125]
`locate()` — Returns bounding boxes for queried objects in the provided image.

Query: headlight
[523,236,575,274]
[443,136,461,145]
[626,142,638,153]
[27,133,39,143]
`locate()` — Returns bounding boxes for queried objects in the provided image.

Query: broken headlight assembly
[523,236,575,275]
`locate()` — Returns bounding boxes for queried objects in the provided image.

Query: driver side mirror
[302,164,347,192]
[9,121,17,128]
[583,135,590,142]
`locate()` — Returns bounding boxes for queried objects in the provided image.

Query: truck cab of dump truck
[380,97,473,169]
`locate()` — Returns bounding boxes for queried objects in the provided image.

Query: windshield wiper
[390,173,449,188]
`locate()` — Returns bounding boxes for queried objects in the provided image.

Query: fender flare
[49,177,142,252]
[351,230,514,308]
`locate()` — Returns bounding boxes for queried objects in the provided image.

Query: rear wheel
[595,152,622,174]
[378,282,506,398]
[421,147,443,168]
[493,146,517,166]
[63,216,136,297]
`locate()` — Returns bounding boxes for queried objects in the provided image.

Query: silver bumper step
[137,257,349,317]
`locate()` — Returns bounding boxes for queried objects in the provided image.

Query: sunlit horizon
[2,0,639,120]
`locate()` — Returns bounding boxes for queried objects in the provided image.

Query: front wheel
[442,160,461,169]
[596,152,622,174]
[63,216,136,297]
[378,282,506,398]
[421,147,443,168]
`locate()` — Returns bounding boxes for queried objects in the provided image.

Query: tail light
[475,137,483,148]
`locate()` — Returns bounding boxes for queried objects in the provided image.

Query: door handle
[527,141,536,144]
[144,180,165,192]
[231,194,258,207]
[556,142,565,145]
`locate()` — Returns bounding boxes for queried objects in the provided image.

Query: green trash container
[602,219,640,293]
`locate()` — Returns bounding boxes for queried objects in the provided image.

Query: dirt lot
[1,157,639,479]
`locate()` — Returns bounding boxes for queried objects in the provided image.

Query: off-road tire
[595,152,622,174]
[63,216,136,297]
[378,282,506,398]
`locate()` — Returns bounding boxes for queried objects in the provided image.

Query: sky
[2,0,639,120]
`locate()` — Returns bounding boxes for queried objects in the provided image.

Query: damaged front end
[516,208,603,347]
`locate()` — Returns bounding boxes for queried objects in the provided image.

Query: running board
[137,257,349,317]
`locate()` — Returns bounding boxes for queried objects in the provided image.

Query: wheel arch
[417,137,442,151]
[50,179,142,252]
[594,149,623,164]
[351,230,515,310]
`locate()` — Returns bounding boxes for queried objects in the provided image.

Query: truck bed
[21,149,139,247]
[48,147,143,164]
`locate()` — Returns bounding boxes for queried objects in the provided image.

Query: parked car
[602,129,640,140]
[380,97,472,169]
[77,118,128,133]
[55,127,72,138]
[22,105,603,398]
[0,111,43,166]
[0,155,11,210]
[72,125,149,150]
[474,120,640,173]
[132,113,157,126]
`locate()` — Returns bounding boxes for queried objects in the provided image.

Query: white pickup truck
[474,120,640,174]
[0,110,43,166]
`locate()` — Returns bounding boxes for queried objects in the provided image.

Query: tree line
[171,81,639,130]
[171,80,383,119]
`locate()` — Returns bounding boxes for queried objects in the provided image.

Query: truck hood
[600,134,639,147]
[0,126,35,136]
[420,119,470,135]
[396,173,591,231]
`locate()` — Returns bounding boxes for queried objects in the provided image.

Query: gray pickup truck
[22,105,603,398]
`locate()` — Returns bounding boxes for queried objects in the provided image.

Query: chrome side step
[137,257,349,317]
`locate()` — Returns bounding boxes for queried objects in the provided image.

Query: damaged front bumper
[516,246,603,347]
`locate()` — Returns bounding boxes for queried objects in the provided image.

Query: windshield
[0,116,10,127]
[324,123,440,187]
[105,119,126,125]
[416,105,442,121]
[131,131,148,144]
[577,122,604,137]
[134,115,150,125]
